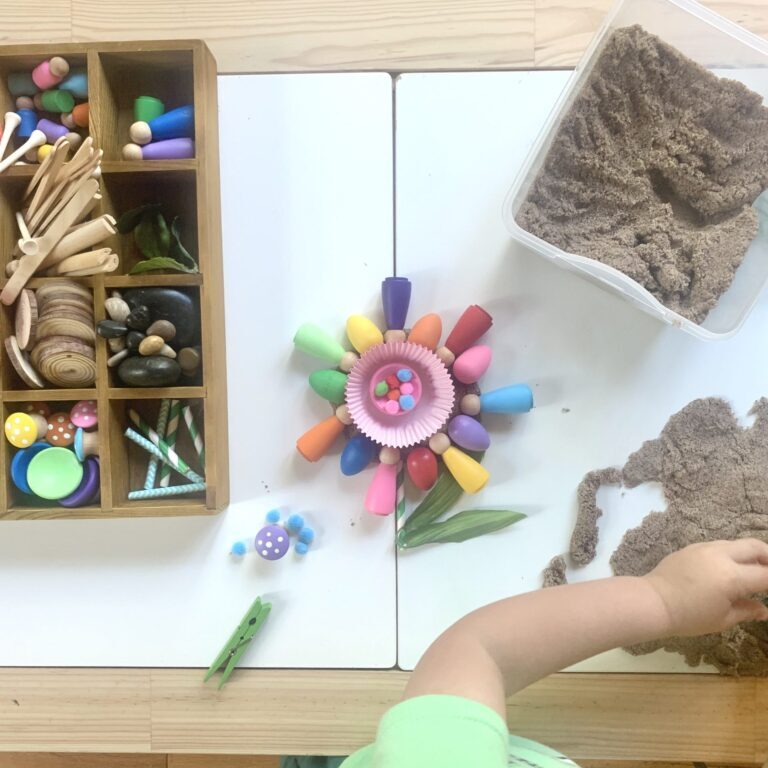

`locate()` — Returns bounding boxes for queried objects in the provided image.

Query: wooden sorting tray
[0,41,228,520]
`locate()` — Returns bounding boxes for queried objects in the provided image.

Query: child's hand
[644,539,768,637]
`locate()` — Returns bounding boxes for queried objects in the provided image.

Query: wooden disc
[32,336,96,388]
[15,289,38,350]
[38,307,95,326]
[37,295,94,317]
[4,335,45,388]
[35,280,92,305]
[36,316,96,344]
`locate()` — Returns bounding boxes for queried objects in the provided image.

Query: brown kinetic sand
[517,25,768,324]
[542,556,568,588]
[564,397,768,675]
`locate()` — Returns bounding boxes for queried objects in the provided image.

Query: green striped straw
[159,399,181,487]
[396,461,406,531]
[129,482,206,500]
[182,404,205,467]
[124,427,205,484]
[144,398,170,490]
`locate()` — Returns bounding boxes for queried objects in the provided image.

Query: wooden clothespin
[204,597,272,689]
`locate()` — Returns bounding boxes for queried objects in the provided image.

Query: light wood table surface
[2,0,768,761]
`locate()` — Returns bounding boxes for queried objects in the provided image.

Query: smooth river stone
[117,355,181,387]
[123,288,197,347]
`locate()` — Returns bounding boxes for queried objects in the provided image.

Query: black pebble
[123,288,197,347]
[125,305,151,331]
[97,320,128,338]
[118,356,182,387]
[126,330,146,351]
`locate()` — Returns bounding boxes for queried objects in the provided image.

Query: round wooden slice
[37,295,94,317]
[36,316,96,344]
[38,307,95,327]
[32,336,96,388]
[4,335,45,389]
[15,289,38,350]
[31,335,96,368]
[35,280,92,305]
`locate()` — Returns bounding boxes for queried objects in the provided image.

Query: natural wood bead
[138,335,164,356]
[460,394,481,416]
[339,351,358,373]
[435,346,455,367]
[428,432,451,455]
[379,446,400,465]
[384,330,407,344]
[335,404,353,425]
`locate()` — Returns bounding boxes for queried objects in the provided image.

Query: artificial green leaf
[398,509,526,549]
[169,216,198,269]
[116,203,162,234]
[129,257,199,275]
[134,214,166,259]
[400,451,485,535]
[156,211,171,255]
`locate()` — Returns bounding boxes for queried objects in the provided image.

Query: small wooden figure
[129,104,193,145]
[122,138,194,160]
[32,57,70,90]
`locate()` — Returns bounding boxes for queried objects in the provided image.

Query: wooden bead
[428,432,451,455]
[138,335,164,356]
[335,404,353,425]
[384,329,407,344]
[379,446,400,465]
[435,346,455,367]
[460,394,482,416]
[339,351,358,373]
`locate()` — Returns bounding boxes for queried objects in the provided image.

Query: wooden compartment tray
[0,41,228,519]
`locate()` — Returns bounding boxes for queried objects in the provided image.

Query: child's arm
[404,539,768,719]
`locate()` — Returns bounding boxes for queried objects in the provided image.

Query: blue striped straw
[129,482,206,500]
[144,398,171,490]
[124,427,205,484]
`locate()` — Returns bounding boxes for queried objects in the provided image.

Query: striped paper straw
[144,398,170,490]
[396,461,406,531]
[124,427,205,484]
[182,404,205,467]
[129,482,206,500]
[159,399,181,487]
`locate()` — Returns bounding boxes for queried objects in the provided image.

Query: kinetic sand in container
[503,0,768,340]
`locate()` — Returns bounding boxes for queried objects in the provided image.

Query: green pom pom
[374,380,389,397]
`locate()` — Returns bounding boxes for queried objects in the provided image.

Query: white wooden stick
[0,130,46,175]
[48,247,112,275]
[0,112,21,161]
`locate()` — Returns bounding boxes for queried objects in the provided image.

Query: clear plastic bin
[503,0,768,340]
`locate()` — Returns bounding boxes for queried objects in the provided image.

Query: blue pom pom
[266,509,280,523]
[399,394,415,411]
[286,514,304,534]
[298,527,315,545]
[295,541,309,556]
[397,367,413,382]
[231,541,247,556]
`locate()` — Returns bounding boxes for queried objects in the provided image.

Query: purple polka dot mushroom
[254,524,290,561]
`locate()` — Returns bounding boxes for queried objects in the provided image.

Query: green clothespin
[204,597,272,688]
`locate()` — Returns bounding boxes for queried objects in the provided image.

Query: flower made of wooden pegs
[230,510,315,561]
[293,275,535,517]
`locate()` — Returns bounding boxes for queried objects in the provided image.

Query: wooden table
[1,0,768,762]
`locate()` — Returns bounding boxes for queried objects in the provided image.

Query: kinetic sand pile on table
[550,397,768,675]
[518,25,768,324]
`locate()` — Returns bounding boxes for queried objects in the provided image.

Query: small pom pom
[295,542,309,556]
[230,541,247,557]
[298,527,315,545]
[266,509,281,523]
[286,514,305,534]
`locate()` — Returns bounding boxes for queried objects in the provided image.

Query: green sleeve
[341,695,509,768]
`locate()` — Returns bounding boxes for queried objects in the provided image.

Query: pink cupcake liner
[346,341,455,449]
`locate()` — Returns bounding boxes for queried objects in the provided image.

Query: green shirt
[340,695,578,768]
